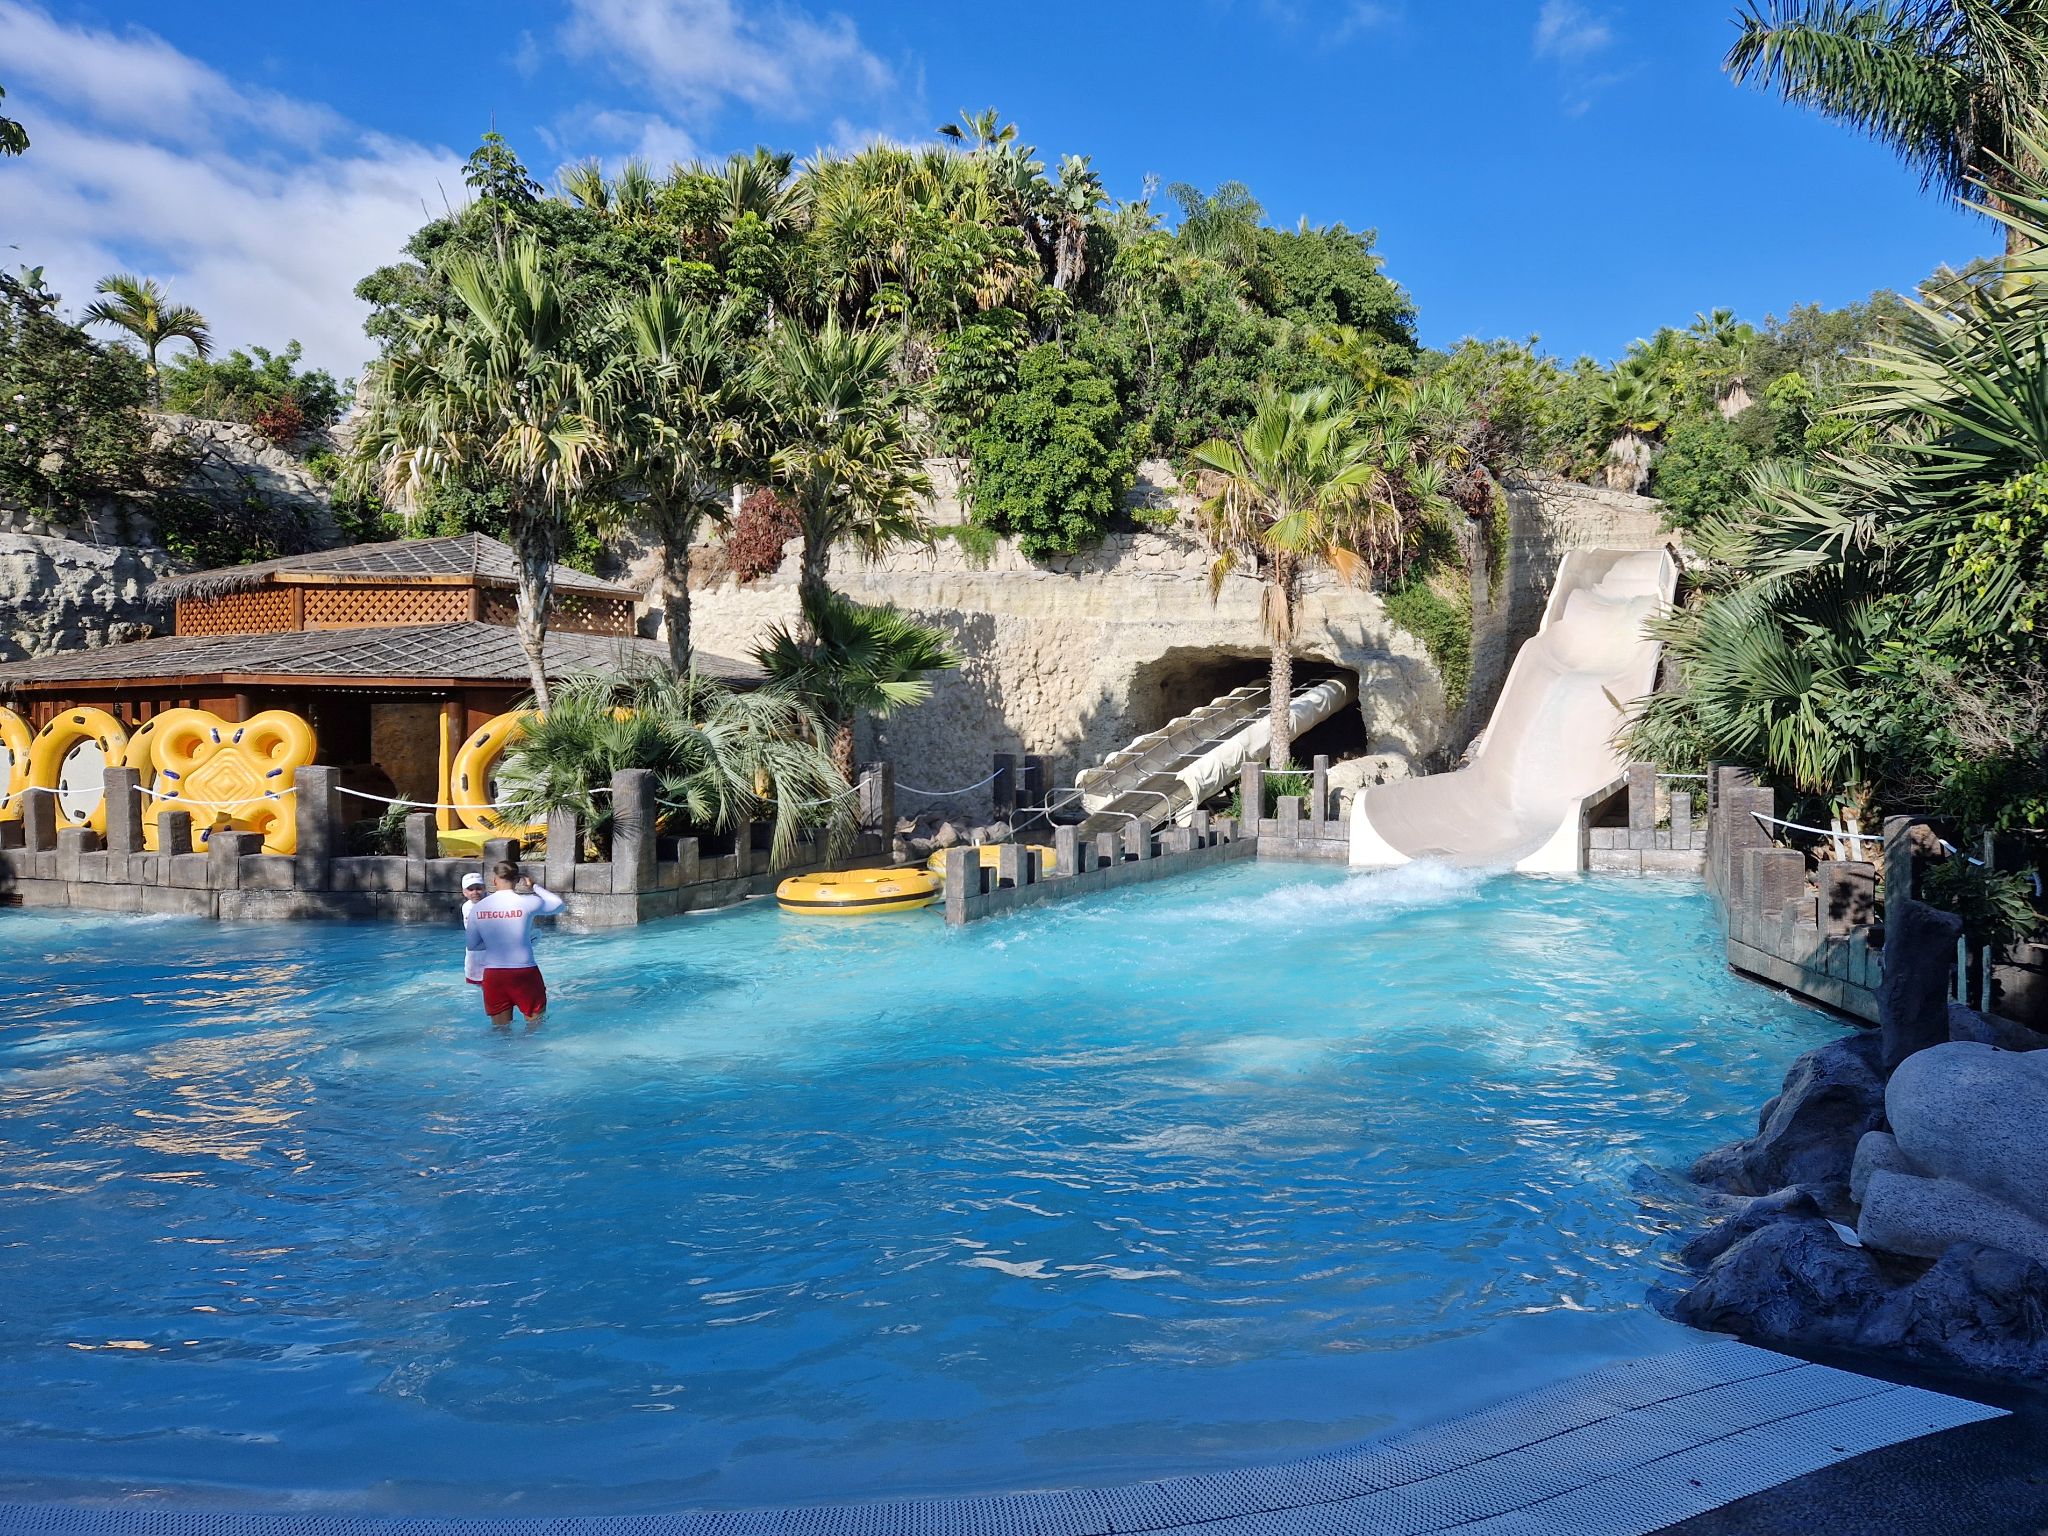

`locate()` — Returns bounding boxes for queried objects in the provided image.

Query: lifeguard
[464,861,565,1027]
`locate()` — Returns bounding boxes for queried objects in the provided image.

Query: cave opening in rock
[1123,646,1368,765]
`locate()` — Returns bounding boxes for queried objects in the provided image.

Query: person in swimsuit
[464,861,565,1029]
[460,872,487,990]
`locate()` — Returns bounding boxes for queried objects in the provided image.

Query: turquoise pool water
[0,862,1831,1515]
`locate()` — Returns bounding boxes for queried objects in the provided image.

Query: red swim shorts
[481,966,547,1018]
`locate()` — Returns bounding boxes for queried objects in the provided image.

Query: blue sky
[1,1,1993,380]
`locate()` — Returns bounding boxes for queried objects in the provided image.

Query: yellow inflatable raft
[776,866,941,915]
[925,843,1058,879]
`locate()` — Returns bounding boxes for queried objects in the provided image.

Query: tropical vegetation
[82,274,211,402]
[1728,0,2048,255]
[492,665,854,863]
[160,340,349,439]
[1627,112,2048,943]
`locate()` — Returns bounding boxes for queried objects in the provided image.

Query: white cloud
[1534,0,1612,60]
[0,2,461,381]
[577,109,702,170]
[1335,2,1399,41]
[0,0,338,146]
[560,0,894,121]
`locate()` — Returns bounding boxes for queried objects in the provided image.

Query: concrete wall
[679,471,1670,824]
[1706,767,1883,1023]
[0,764,895,929]
[0,531,177,662]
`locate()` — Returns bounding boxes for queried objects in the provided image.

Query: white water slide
[1350,547,1678,874]
[1071,677,1355,837]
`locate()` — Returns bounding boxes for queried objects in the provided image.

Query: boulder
[1947,1000,2048,1053]
[1895,1244,2048,1380]
[1849,1129,1912,1205]
[1678,1185,1825,1270]
[1689,1032,1886,1199]
[1861,1170,2048,1269]
[1887,1042,2048,1224]
[1880,896,1966,1071]
[1674,1216,1897,1351]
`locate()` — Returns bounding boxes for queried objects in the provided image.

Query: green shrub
[1384,573,1473,711]
[0,269,167,519]
[932,522,999,567]
[968,345,1138,559]
[160,340,349,435]
[1651,416,1754,530]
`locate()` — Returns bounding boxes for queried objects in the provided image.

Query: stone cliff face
[0,531,177,663]
[670,471,1671,819]
[0,414,340,669]
[688,524,1449,817]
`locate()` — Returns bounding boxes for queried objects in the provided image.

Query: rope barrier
[1749,809,1875,861]
[893,770,1001,798]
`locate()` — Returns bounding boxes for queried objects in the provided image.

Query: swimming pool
[0,862,1830,1515]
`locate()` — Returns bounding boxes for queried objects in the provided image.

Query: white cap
[461,873,485,889]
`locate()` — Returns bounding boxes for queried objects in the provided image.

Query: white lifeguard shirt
[465,884,565,971]
[461,896,486,982]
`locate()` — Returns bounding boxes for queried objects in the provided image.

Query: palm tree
[1191,386,1393,770]
[1049,155,1105,292]
[82,275,210,402]
[937,107,1017,152]
[755,591,959,781]
[494,665,852,864]
[347,236,608,707]
[601,285,751,671]
[1726,1,2048,255]
[753,315,932,622]
[1167,181,1265,274]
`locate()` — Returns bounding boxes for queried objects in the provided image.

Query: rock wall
[688,526,1448,818]
[669,471,1674,821]
[0,531,177,663]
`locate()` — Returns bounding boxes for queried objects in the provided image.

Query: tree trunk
[1266,555,1298,772]
[831,714,857,785]
[513,521,557,709]
[659,511,696,675]
[1268,639,1294,773]
[797,525,834,660]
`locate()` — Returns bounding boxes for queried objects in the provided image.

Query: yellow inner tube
[0,705,29,823]
[26,706,129,833]
[925,843,1058,878]
[777,866,941,914]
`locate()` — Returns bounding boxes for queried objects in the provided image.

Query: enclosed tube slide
[1350,547,1677,873]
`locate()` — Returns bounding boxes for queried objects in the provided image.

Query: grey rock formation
[0,532,177,662]
[1861,1170,2048,1269]
[1851,1042,2048,1267]
[1675,1216,1896,1350]
[1689,1032,1886,1201]
[1888,1042,2048,1220]
[1947,999,2048,1053]
[1880,896,1965,1070]
[1849,1129,1912,1205]
[1678,1185,1826,1270]
[1677,1219,2048,1380]
[153,415,339,549]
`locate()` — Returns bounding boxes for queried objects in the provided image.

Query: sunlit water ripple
[0,863,1832,1514]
